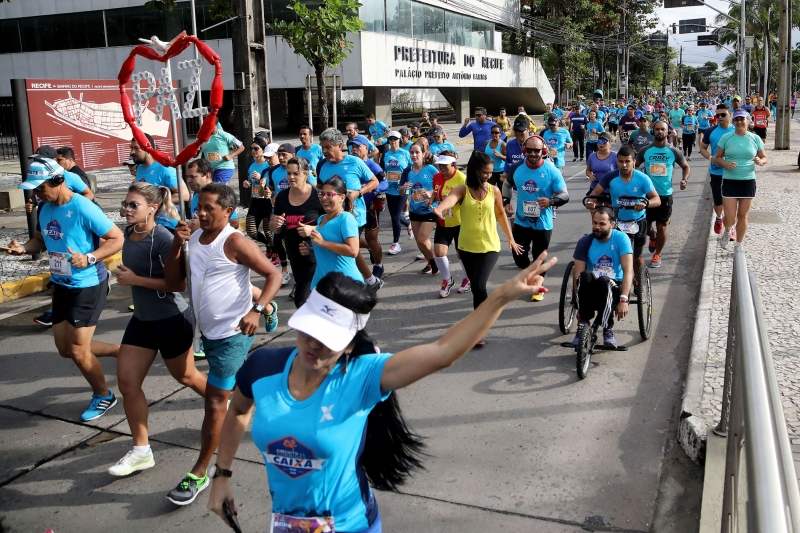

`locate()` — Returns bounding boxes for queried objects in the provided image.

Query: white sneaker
[720,230,730,250]
[388,243,401,255]
[282,272,292,285]
[108,449,155,476]
[407,227,414,241]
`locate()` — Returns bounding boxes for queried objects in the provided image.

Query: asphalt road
[0,140,710,533]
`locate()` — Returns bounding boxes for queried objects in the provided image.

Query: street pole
[662,42,669,96]
[763,8,769,97]
[774,0,791,149]
[10,79,38,244]
[189,0,203,121]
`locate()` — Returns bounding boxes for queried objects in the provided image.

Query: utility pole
[774,0,791,149]
[662,42,669,96]
[679,46,683,87]
[763,7,770,97]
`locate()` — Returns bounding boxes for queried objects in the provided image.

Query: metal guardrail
[714,247,800,532]
[0,98,19,161]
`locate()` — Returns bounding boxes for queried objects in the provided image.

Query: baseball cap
[513,116,530,131]
[386,131,402,139]
[430,125,444,136]
[264,143,280,157]
[429,113,438,120]
[546,116,559,126]
[409,121,421,128]
[277,143,295,154]
[732,95,742,101]
[287,289,370,351]
[29,146,58,159]
[20,158,63,190]
[732,110,749,119]
[638,116,649,122]
[347,134,371,147]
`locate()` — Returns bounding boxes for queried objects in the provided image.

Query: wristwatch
[210,464,233,479]
[86,253,97,265]
[252,303,266,315]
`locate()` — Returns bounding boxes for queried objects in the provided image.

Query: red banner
[25,79,180,171]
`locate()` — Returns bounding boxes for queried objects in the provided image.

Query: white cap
[435,155,457,166]
[288,290,370,351]
[264,143,280,157]
[386,131,402,139]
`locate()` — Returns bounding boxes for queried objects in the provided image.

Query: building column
[452,88,470,123]
[363,87,392,126]
[286,88,306,132]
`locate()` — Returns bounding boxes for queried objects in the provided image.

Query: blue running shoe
[572,323,587,347]
[265,301,279,333]
[81,391,117,421]
[603,328,618,349]
[372,264,384,279]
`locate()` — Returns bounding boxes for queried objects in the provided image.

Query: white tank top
[189,224,252,340]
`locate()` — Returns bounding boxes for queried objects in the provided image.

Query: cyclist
[635,121,690,268]
[571,206,633,349]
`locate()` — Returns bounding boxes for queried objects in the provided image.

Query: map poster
[25,79,181,171]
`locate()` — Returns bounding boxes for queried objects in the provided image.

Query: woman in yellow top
[433,151,523,347]
[495,108,511,134]
[431,151,469,298]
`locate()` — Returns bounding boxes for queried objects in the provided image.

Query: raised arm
[431,185,465,217]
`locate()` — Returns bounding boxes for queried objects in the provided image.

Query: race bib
[412,189,428,202]
[755,119,766,127]
[207,152,222,162]
[649,163,667,177]
[522,200,541,218]
[387,171,401,183]
[442,207,453,219]
[617,219,639,234]
[592,255,615,279]
[48,251,72,276]
[550,148,559,160]
[589,132,598,141]
[252,184,264,198]
[271,513,334,533]
[685,124,694,132]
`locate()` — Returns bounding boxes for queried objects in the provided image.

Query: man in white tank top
[164,182,283,506]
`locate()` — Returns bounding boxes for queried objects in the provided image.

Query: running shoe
[281,272,292,286]
[729,228,736,241]
[194,340,205,359]
[603,328,618,349]
[288,285,296,300]
[531,292,544,302]
[687,156,692,161]
[439,277,455,298]
[33,310,53,326]
[720,230,730,249]
[648,239,656,253]
[81,391,117,422]
[367,277,384,293]
[271,253,280,266]
[572,322,587,347]
[429,261,439,275]
[650,254,662,268]
[415,253,425,261]
[108,449,155,476]
[127,304,135,312]
[388,242,401,255]
[474,338,486,348]
[420,263,433,275]
[457,279,471,293]
[713,217,723,234]
[265,301,279,333]
[372,264,384,279]
[572,157,578,162]
[407,227,414,240]
[166,472,209,506]
[579,157,584,162]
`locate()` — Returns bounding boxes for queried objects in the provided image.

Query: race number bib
[48,251,72,276]
[589,132,598,141]
[592,256,615,279]
[550,148,559,160]
[387,171,401,183]
[522,200,541,218]
[617,219,639,234]
[755,119,766,127]
[684,124,694,132]
[412,188,428,202]
[252,184,264,198]
[207,152,222,162]
[441,207,453,219]
[648,163,668,177]
[271,513,334,533]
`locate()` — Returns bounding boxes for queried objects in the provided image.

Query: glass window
[359,0,384,33]
[465,17,493,49]
[386,0,411,37]
[0,20,21,54]
[445,11,463,45]
[264,0,297,36]
[411,1,424,39]
[422,4,445,43]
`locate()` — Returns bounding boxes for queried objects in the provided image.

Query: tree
[271,0,363,130]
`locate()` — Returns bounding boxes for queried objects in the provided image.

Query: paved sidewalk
[688,120,800,476]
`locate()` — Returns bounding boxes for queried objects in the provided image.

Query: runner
[681,106,698,160]
[345,122,379,160]
[399,143,439,275]
[381,132,413,256]
[635,121,691,268]
[409,121,422,143]
[267,144,296,286]
[398,128,413,151]
[243,136,274,246]
[186,159,240,231]
[541,116,573,175]
[295,126,322,183]
[460,107,500,151]
[366,113,391,157]
[585,111,605,157]
[198,124,245,184]
[751,97,770,141]
[484,125,507,186]
[107,182,206,477]
[496,107,511,134]
[428,125,457,155]
[618,105,639,147]
[431,152,469,298]
[585,132,617,194]
[163,182,282,506]
[7,158,124,421]
[568,105,587,161]
[607,101,620,141]
[696,101,714,141]
[668,102,685,150]
[130,134,190,229]
[628,117,654,154]
[504,116,533,174]
[502,135,569,301]
[207,252,555,531]
[55,147,91,188]
[419,111,432,137]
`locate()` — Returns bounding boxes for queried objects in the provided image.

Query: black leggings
[246,199,272,246]
[273,232,288,268]
[576,270,620,329]
[386,194,410,243]
[457,250,499,309]
[511,225,551,272]
[571,129,586,158]
[682,133,696,157]
[287,255,316,308]
[586,142,598,157]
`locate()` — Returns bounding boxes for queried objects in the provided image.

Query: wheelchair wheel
[576,324,594,380]
[559,261,576,334]
[636,264,653,340]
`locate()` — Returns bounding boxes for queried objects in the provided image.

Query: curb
[0,251,124,304]
[678,207,719,463]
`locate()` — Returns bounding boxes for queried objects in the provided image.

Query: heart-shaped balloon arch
[117,33,223,168]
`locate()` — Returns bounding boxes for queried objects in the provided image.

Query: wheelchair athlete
[571,207,633,349]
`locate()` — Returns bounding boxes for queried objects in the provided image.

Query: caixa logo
[43,220,64,241]
[264,436,326,479]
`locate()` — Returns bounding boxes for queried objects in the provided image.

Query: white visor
[435,155,456,166]
[288,290,370,352]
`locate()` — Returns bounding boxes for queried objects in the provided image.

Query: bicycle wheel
[576,324,593,380]
[636,264,653,340]
[559,261,576,334]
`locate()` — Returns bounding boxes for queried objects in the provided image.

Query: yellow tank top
[437,170,466,227]
[457,184,501,253]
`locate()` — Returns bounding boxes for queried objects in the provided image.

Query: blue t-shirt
[504,139,525,173]
[573,230,633,282]
[247,160,271,197]
[586,151,618,190]
[38,193,113,288]
[296,144,323,185]
[597,169,655,222]
[399,165,437,215]
[459,120,500,151]
[717,131,764,180]
[268,165,290,195]
[682,115,698,134]
[702,125,735,175]
[608,108,619,124]
[635,144,685,196]
[542,128,572,168]
[64,170,88,194]
[318,155,374,227]
[381,149,412,196]
[506,162,566,231]
[696,109,713,129]
[310,212,362,288]
[585,121,605,143]
[136,161,179,229]
[429,141,457,155]
[369,121,390,146]
[236,346,390,532]
[191,193,238,221]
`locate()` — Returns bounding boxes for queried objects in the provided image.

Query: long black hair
[465,150,493,190]
[316,272,427,491]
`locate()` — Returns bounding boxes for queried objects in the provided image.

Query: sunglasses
[525,148,543,154]
[491,131,502,134]
[251,146,262,151]
[715,114,728,118]
[597,139,609,145]
[121,201,144,210]
[475,113,485,117]
[317,191,342,199]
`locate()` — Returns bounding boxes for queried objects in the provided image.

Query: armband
[619,295,629,303]
[502,197,511,206]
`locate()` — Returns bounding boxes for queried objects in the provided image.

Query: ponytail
[127,182,178,222]
[158,186,179,222]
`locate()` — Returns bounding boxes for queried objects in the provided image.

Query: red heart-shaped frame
[117,32,224,168]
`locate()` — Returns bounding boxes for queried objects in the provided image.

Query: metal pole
[189,0,204,119]
[307,75,313,131]
[10,79,38,242]
[774,0,791,149]
[332,74,338,131]
[740,0,747,97]
[258,1,273,137]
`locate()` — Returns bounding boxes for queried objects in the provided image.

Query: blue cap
[20,158,63,190]
[347,135,370,147]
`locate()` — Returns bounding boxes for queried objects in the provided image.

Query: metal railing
[0,98,19,161]
[714,247,800,532]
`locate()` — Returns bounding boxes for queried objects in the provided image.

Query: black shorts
[608,123,618,133]
[52,280,108,328]
[617,217,647,257]
[121,310,195,359]
[646,195,673,224]
[489,172,503,187]
[709,173,723,206]
[753,127,767,140]
[434,224,460,247]
[377,143,389,154]
[409,212,438,223]
[722,179,756,199]
[365,209,379,231]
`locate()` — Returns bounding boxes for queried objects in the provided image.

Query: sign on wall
[25,79,179,171]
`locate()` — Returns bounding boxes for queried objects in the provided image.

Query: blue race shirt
[381,149,412,196]
[399,165,437,215]
[236,347,390,532]
[682,115,699,135]
[369,121,390,145]
[247,160,271,197]
[459,120,500,151]
[318,155,374,227]
[504,139,525,173]
[696,109,713,129]
[38,193,113,288]
[635,144,685,196]
[429,141,457,155]
[573,230,633,282]
[586,121,605,143]
[597,169,655,222]
[506,161,566,231]
[608,108,619,124]
[702,125,735,175]
[296,144,323,185]
[268,165,290,195]
[136,161,179,229]
[310,212,362,288]
[542,128,572,168]
[64,170,88,193]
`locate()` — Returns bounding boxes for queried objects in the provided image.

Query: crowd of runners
[4,87,769,531]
